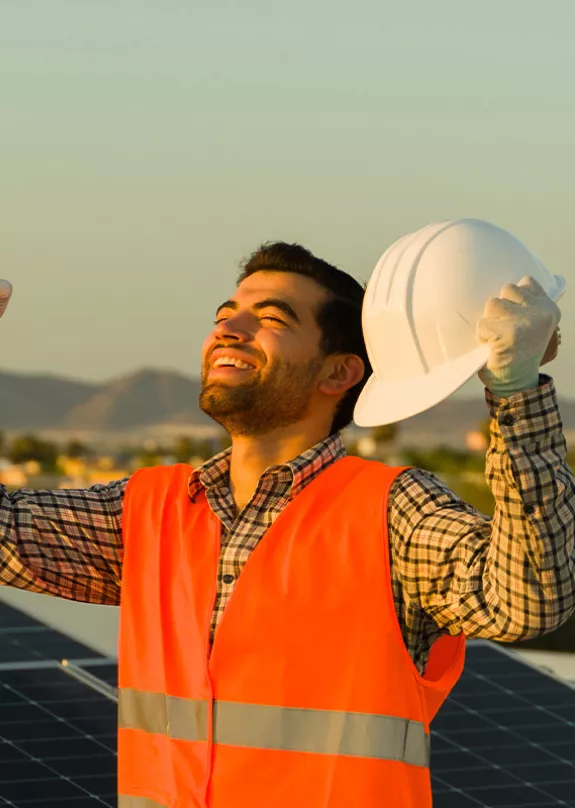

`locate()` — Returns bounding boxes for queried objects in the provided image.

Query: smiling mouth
[211,355,257,371]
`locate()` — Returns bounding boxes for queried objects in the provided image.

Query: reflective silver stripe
[118,688,429,767]
[118,797,169,808]
[214,701,429,767]
[119,688,208,742]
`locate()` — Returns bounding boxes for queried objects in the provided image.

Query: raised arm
[0,479,127,604]
[390,379,575,670]
[0,281,126,605]
[389,276,575,672]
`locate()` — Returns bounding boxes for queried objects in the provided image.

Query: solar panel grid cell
[0,666,117,807]
[432,644,575,807]
[0,602,117,807]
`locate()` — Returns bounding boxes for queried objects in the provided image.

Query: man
[1,241,574,808]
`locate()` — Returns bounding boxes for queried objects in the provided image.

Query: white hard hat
[354,218,565,428]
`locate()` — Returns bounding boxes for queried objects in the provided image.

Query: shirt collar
[188,433,346,502]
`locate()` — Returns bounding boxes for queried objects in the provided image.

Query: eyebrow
[215,297,301,324]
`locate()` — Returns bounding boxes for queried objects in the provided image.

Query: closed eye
[213,313,287,326]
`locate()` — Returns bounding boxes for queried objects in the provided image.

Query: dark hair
[238,241,371,434]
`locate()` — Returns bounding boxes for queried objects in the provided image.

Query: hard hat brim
[353,344,490,428]
[355,273,566,429]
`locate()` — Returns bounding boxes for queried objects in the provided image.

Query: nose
[213,312,252,343]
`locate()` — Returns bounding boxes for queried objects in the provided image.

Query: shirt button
[524,503,536,515]
[222,574,235,585]
[500,414,514,426]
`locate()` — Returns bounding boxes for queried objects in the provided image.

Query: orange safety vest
[118,456,465,808]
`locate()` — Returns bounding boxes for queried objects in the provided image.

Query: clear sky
[2,0,575,398]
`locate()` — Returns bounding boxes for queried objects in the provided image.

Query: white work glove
[477,276,561,397]
[0,280,12,319]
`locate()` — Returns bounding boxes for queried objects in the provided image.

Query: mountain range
[0,368,211,433]
[0,368,574,442]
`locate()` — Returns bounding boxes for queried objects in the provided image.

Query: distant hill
[394,394,575,448]
[64,369,209,430]
[0,367,573,438]
[0,368,211,432]
[392,393,575,449]
[0,371,98,429]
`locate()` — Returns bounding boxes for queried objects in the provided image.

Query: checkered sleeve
[0,478,128,605]
[389,377,575,660]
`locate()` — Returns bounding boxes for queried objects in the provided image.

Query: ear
[317,354,365,397]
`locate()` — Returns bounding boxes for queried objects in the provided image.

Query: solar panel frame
[0,601,103,666]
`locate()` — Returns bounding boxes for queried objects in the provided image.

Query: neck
[228,419,332,512]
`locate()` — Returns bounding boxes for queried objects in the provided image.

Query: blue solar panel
[432,642,575,807]
[0,602,116,807]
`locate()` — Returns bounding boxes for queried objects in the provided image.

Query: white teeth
[213,356,254,370]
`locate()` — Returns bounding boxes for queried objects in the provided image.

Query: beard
[199,354,324,437]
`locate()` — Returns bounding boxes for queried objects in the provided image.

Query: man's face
[199,271,328,436]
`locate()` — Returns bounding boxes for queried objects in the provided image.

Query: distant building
[0,461,27,488]
[465,430,488,451]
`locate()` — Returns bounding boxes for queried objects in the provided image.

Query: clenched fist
[477,276,561,397]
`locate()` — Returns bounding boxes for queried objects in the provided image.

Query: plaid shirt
[1,378,574,673]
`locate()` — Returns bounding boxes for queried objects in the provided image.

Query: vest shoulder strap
[125,457,408,503]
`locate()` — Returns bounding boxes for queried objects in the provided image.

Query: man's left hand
[477,276,561,396]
